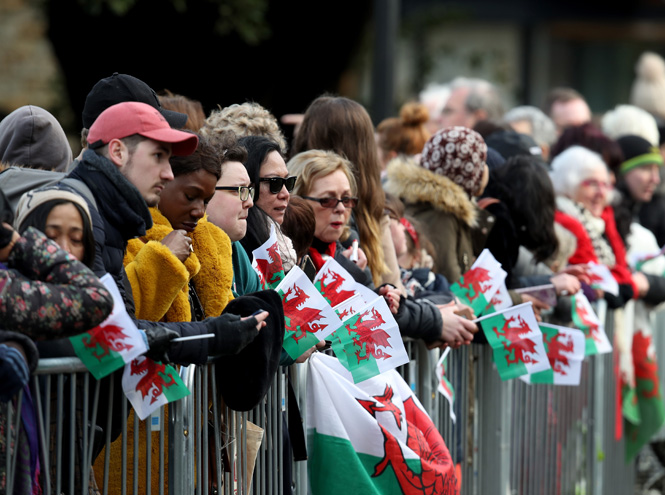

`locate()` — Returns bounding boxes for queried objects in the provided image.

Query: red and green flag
[331,296,409,383]
[69,273,148,380]
[587,261,619,296]
[122,356,190,420]
[476,302,550,381]
[331,295,365,369]
[520,323,586,386]
[483,274,511,314]
[436,347,456,423]
[571,291,612,355]
[251,223,285,289]
[275,266,342,360]
[451,249,505,315]
[307,353,459,495]
[313,257,376,307]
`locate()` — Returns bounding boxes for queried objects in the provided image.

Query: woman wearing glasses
[237,135,299,272]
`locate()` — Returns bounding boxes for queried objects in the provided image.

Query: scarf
[308,237,337,271]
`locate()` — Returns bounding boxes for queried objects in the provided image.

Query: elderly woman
[550,145,649,307]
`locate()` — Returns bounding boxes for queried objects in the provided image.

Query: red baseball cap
[87,101,198,156]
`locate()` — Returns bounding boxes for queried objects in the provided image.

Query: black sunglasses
[302,196,358,209]
[259,176,297,194]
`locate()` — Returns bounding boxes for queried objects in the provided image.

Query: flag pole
[471,301,533,324]
[172,333,215,342]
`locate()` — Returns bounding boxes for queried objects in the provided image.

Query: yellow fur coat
[123,207,234,321]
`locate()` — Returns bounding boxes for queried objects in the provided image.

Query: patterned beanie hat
[420,126,488,196]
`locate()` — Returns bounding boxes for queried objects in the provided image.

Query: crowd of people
[1,48,665,491]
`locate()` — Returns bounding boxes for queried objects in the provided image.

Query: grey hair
[601,104,660,147]
[503,105,557,147]
[450,77,504,120]
[419,83,451,118]
[549,145,608,197]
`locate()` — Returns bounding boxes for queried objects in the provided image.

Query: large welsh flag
[307,353,459,495]
[251,223,285,289]
[520,323,586,386]
[275,266,342,360]
[69,273,148,380]
[451,249,505,315]
[571,291,612,355]
[477,302,550,380]
[332,296,409,383]
[122,356,190,420]
[313,257,377,308]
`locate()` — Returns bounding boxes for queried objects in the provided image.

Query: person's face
[257,151,290,224]
[573,167,611,217]
[120,139,175,207]
[475,164,490,197]
[306,170,354,244]
[440,87,473,128]
[551,98,591,134]
[158,169,217,233]
[44,202,85,261]
[624,164,661,203]
[509,120,533,137]
[206,161,254,242]
[389,217,408,257]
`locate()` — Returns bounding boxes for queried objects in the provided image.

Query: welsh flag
[275,266,342,360]
[70,273,148,380]
[514,283,558,308]
[332,296,409,383]
[331,295,365,369]
[483,275,511,314]
[451,249,505,315]
[314,257,377,307]
[122,356,190,420]
[436,347,456,423]
[571,291,612,355]
[587,261,619,296]
[251,223,285,289]
[520,323,586,386]
[624,302,665,461]
[477,302,550,381]
[307,353,459,495]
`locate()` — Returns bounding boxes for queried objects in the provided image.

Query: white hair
[449,77,504,120]
[419,83,450,120]
[601,104,660,147]
[549,145,608,197]
[503,105,557,147]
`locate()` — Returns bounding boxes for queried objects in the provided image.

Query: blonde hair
[200,102,288,154]
[288,149,357,197]
[376,101,431,156]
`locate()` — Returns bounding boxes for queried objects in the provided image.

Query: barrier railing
[0,300,651,494]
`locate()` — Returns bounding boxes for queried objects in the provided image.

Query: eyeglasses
[215,185,255,201]
[302,196,358,209]
[259,176,297,194]
[580,179,613,191]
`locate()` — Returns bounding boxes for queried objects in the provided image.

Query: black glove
[205,313,261,357]
[604,283,634,310]
[143,325,179,363]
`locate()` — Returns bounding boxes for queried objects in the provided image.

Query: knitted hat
[14,187,92,233]
[420,126,487,196]
[616,134,664,174]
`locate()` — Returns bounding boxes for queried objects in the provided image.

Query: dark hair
[18,199,96,268]
[491,155,558,263]
[550,123,624,175]
[0,190,14,249]
[281,197,316,260]
[237,135,283,254]
[169,134,222,180]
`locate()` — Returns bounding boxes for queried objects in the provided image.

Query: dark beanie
[616,135,663,174]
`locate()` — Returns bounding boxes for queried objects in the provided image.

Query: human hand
[341,245,368,270]
[0,223,20,262]
[561,264,591,284]
[520,294,550,321]
[378,285,401,314]
[437,304,477,347]
[142,325,180,363]
[295,341,327,363]
[161,229,192,262]
[206,311,268,356]
[632,272,650,297]
[550,273,581,296]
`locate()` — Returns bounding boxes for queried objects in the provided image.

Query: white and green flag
[451,249,505,315]
[436,347,456,423]
[307,353,459,495]
[571,291,612,355]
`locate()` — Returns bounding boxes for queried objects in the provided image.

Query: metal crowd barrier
[1,300,657,494]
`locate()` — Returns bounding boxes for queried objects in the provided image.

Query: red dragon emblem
[458,267,491,302]
[130,358,178,405]
[575,301,603,344]
[282,284,327,342]
[360,391,458,494]
[319,268,356,306]
[83,324,134,361]
[543,330,575,376]
[254,241,284,286]
[493,315,539,366]
[632,331,661,399]
[346,307,392,363]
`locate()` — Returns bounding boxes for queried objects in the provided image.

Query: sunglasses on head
[259,176,297,194]
[302,196,358,209]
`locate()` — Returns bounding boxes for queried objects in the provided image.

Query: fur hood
[384,157,477,227]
